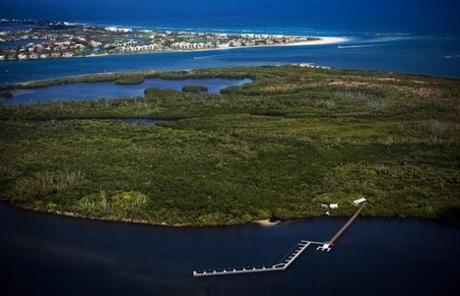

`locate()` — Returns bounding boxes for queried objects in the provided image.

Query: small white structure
[353,198,367,206]
[317,243,331,252]
[329,203,339,209]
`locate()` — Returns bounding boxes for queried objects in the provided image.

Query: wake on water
[338,34,417,49]
[193,53,236,60]
[338,44,384,49]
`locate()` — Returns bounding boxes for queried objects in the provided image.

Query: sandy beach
[253,219,281,227]
[73,36,350,60]
[0,36,349,63]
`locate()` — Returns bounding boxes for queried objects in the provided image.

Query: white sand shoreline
[253,219,281,227]
[1,36,349,63]
[82,36,349,59]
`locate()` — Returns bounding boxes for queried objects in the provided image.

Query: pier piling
[193,202,366,277]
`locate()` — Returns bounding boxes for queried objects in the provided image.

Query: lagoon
[2,78,251,105]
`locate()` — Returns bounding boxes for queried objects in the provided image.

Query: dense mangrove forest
[0,66,459,226]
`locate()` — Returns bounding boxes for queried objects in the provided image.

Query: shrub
[182,85,208,93]
[14,171,86,200]
[220,85,241,95]
[76,191,149,219]
[115,76,145,85]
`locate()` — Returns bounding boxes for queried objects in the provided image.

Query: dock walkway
[193,203,366,277]
[193,240,324,277]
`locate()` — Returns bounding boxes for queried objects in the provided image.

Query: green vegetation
[0,66,459,226]
[12,69,250,89]
[182,85,208,93]
[115,75,145,85]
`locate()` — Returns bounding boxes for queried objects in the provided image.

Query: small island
[0,65,458,226]
[182,85,208,93]
[0,19,346,61]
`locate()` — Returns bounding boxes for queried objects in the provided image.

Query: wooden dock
[327,203,367,246]
[193,202,366,277]
[193,240,324,277]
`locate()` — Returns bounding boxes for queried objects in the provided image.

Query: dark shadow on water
[1,202,459,295]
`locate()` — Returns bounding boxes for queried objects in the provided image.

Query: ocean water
[0,0,459,81]
[2,0,460,34]
[1,33,459,83]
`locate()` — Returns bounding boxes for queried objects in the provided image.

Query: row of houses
[120,44,163,53]
[0,52,74,61]
[120,41,218,53]
[170,42,216,50]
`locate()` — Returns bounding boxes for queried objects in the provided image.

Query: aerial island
[0,19,343,61]
[0,65,458,226]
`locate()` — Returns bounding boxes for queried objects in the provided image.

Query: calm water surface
[2,78,251,105]
[1,202,459,296]
[1,34,460,83]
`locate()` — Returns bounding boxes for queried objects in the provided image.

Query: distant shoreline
[78,36,348,59]
[0,36,349,63]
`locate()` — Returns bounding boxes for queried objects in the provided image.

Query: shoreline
[1,66,457,229]
[0,200,455,229]
[0,36,349,63]
[253,219,281,227]
[7,69,253,90]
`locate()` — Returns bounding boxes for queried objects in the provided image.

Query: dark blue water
[2,0,460,34]
[1,34,459,83]
[1,202,459,296]
[1,1,460,81]
[1,3,459,295]
[2,78,251,104]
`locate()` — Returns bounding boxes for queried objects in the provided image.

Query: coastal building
[229,41,241,47]
[121,43,162,53]
[74,44,86,49]
[89,40,102,47]
[0,22,317,61]
[353,198,367,206]
[329,203,339,209]
[169,42,215,50]
[104,26,132,33]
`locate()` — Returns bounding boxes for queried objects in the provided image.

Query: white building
[329,203,339,209]
[353,198,367,206]
[89,40,102,47]
[105,26,132,33]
